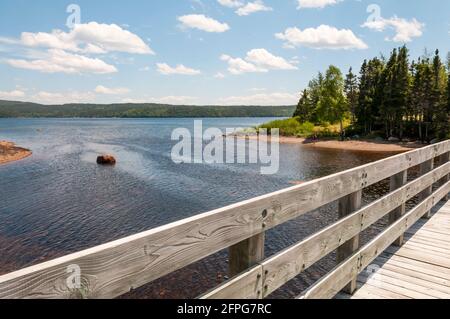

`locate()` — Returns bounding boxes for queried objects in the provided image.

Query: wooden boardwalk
[338,200,450,299]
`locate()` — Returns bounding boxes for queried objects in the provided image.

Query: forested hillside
[0,100,295,118]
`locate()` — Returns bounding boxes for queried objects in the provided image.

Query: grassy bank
[259,117,350,138]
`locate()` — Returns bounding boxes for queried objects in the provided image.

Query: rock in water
[97,155,116,165]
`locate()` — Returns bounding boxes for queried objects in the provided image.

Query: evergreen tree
[292,46,450,142]
[379,48,398,138]
[393,46,411,139]
[356,58,384,134]
[344,67,359,125]
[294,89,313,122]
[447,53,450,113]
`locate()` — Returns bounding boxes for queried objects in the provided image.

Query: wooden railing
[1,141,450,299]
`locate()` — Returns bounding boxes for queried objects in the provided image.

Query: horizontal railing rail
[202,162,450,298]
[0,140,449,299]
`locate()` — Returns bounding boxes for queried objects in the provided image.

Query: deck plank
[345,200,450,299]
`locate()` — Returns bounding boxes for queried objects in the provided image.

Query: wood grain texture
[1,141,449,299]
[349,203,450,300]
[440,152,450,200]
[389,170,408,246]
[299,180,450,299]
[336,190,362,294]
[229,233,265,277]
[420,158,435,218]
[200,266,263,299]
[259,162,450,297]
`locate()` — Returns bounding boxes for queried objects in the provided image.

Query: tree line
[0,101,296,118]
[294,46,450,142]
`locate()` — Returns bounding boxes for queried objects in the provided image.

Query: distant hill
[0,100,295,118]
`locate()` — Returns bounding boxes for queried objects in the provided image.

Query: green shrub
[259,118,315,137]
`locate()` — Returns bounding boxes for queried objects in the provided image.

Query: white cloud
[221,54,267,74]
[362,16,424,42]
[214,72,226,78]
[156,63,201,75]
[123,96,198,105]
[236,1,273,16]
[217,0,243,8]
[297,0,342,9]
[275,25,368,50]
[221,49,297,74]
[20,22,154,54]
[31,90,95,104]
[6,49,118,74]
[245,49,298,70]
[218,92,299,105]
[178,14,230,33]
[95,85,130,95]
[0,90,26,100]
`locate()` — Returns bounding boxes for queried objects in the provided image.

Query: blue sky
[0,0,449,105]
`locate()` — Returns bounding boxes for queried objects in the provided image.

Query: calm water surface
[0,118,394,298]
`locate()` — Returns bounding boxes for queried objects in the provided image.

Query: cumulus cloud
[221,55,267,74]
[362,16,424,42]
[218,92,299,105]
[31,90,95,104]
[275,25,368,50]
[178,14,230,33]
[236,1,272,16]
[20,22,154,54]
[122,96,198,105]
[95,85,130,95]
[221,49,297,74]
[6,49,118,74]
[297,0,342,9]
[0,90,26,100]
[246,49,298,70]
[217,0,243,8]
[156,63,201,75]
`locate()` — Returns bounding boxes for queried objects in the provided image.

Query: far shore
[0,141,32,165]
[235,135,422,153]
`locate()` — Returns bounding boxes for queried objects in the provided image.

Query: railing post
[420,158,435,219]
[440,152,450,200]
[388,170,408,246]
[229,233,265,278]
[337,190,362,294]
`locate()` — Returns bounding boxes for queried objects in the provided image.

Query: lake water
[0,118,393,298]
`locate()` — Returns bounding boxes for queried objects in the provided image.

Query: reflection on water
[0,118,395,298]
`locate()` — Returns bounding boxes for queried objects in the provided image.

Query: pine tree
[356,58,384,135]
[447,53,450,114]
[393,46,411,139]
[379,48,398,138]
[294,89,313,122]
[345,67,359,125]
[356,60,369,133]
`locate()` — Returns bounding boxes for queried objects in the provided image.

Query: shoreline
[0,141,32,165]
[235,135,422,153]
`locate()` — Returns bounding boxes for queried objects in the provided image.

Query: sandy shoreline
[0,141,32,165]
[235,135,421,153]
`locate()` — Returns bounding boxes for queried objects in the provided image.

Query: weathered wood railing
[1,140,450,299]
